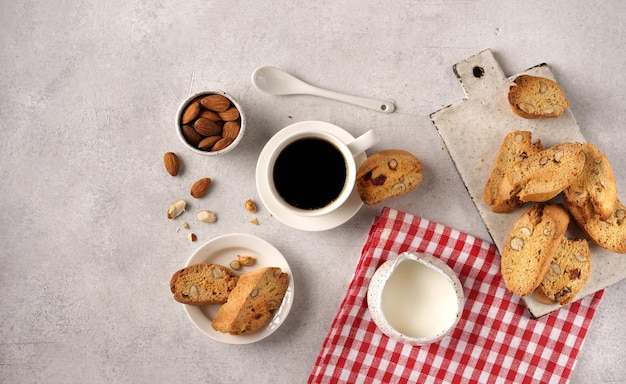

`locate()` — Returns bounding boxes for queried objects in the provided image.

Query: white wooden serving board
[430,49,626,318]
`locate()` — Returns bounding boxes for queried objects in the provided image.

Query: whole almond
[181,101,200,124]
[163,152,180,176]
[197,135,221,150]
[212,137,234,152]
[200,95,230,112]
[199,109,221,121]
[190,178,212,198]
[218,107,240,121]
[222,121,240,139]
[194,118,222,137]
[181,124,203,147]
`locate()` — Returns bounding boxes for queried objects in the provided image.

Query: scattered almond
[197,210,217,223]
[244,199,257,213]
[167,199,186,219]
[190,178,211,198]
[163,152,180,176]
[237,255,256,266]
[187,233,197,242]
[229,260,241,270]
[250,217,259,226]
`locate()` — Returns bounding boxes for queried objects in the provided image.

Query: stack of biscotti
[485,132,626,254]
[170,264,289,335]
[485,131,626,305]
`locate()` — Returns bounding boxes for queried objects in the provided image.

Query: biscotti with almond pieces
[500,203,570,297]
[211,267,289,335]
[356,149,423,205]
[535,237,591,305]
[170,263,239,305]
[508,74,569,119]
[563,142,618,221]
[484,131,543,213]
[497,142,585,204]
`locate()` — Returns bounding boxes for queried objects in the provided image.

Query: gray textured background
[1,1,625,383]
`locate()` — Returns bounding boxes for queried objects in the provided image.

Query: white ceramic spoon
[252,66,395,113]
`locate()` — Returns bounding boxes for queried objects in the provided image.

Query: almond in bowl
[176,90,246,156]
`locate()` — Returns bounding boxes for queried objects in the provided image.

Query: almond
[199,109,221,121]
[218,107,240,121]
[181,124,203,147]
[200,95,231,112]
[194,118,222,137]
[163,152,179,176]
[181,101,200,124]
[222,121,240,139]
[190,178,211,198]
[211,137,234,152]
[198,136,221,150]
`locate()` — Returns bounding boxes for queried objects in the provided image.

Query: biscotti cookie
[567,200,626,254]
[563,142,618,221]
[497,142,585,203]
[212,267,289,335]
[508,74,569,119]
[484,131,543,213]
[501,203,569,297]
[535,238,591,305]
[356,149,423,205]
[170,263,239,305]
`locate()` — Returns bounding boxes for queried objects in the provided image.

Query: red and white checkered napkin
[308,207,603,384]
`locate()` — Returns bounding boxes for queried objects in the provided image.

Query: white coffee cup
[265,122,379,217]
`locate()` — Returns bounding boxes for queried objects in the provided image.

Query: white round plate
[255,121,366,231]
[183,233,294,344]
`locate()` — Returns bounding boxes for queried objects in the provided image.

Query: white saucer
[255,121,366,231]
[183,233,294,344]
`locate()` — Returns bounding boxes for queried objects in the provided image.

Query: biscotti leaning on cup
[508,74,569,119]
[356,149,423,205]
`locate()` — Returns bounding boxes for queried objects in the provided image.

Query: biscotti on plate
[356,149,423,205]
[484,131,543,213]
[500,203,569,297]
[170,263,239,305]
[497,142,585,204]
[535,238,591,305]
[508,74,569,119]
[212,267,289,335]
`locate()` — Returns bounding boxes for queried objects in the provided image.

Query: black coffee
[273,137,347,210]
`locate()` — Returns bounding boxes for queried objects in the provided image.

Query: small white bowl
[176,90,246,156]
[367,252,464,346]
